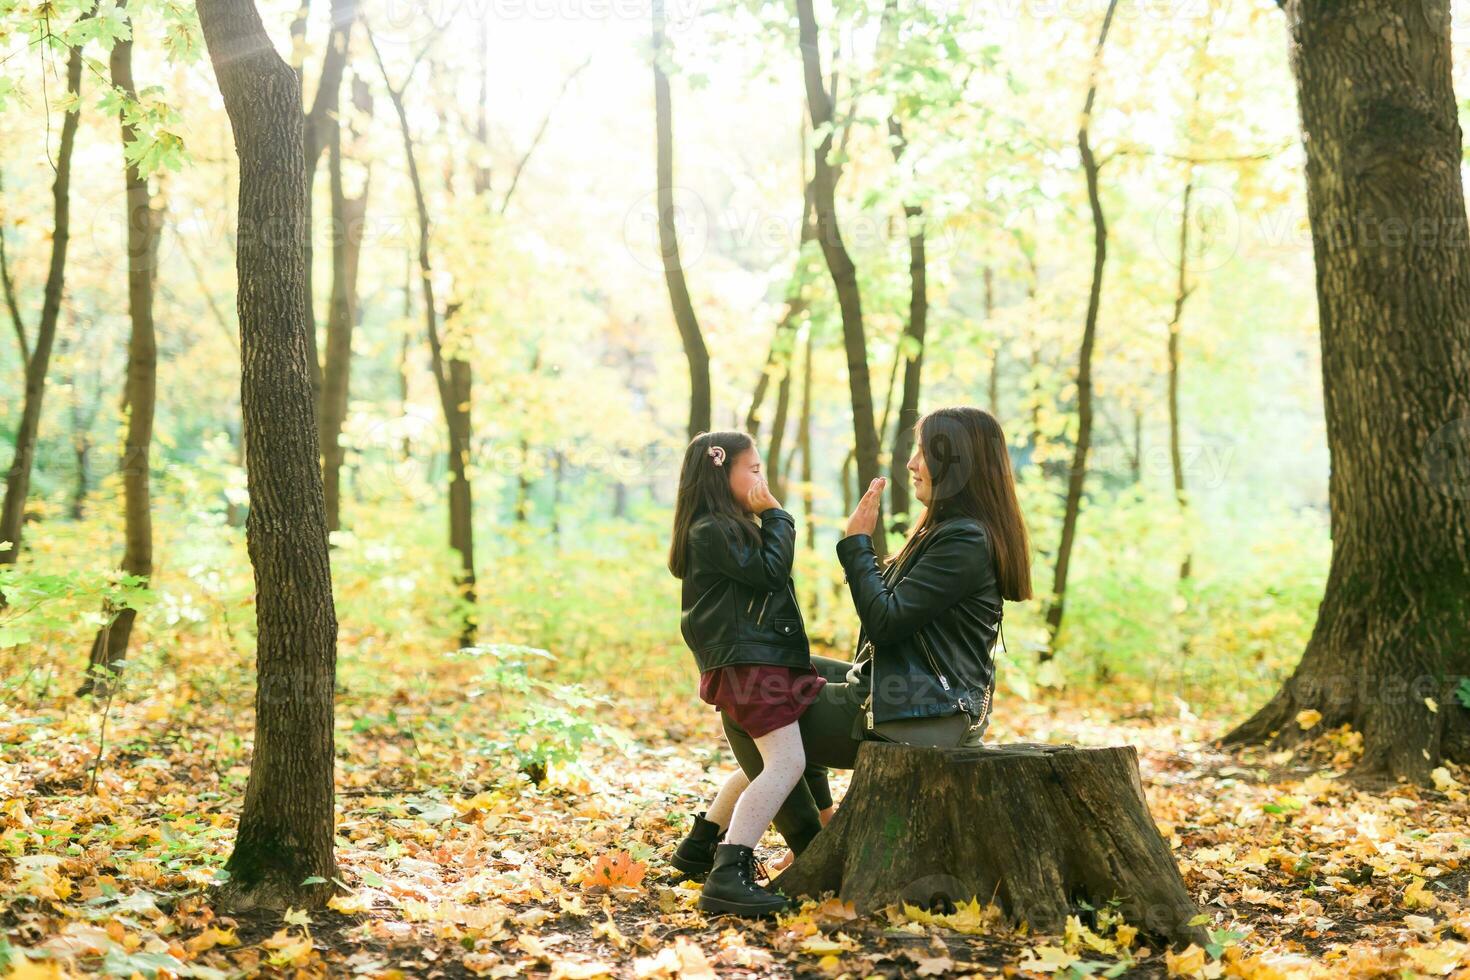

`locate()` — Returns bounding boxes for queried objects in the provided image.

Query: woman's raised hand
[747,477,782,514]
[844,477,886,538]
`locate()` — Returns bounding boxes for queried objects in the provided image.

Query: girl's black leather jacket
[836,517,1003,731]
[679,508,811,673]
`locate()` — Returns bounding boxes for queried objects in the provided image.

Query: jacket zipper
[917,631,950,691]
[754,591,772,626]
[860,638,876,730]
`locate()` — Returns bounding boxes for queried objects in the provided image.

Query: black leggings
[720,654,865,854]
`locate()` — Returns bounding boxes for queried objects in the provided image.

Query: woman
[716,406,1033,858]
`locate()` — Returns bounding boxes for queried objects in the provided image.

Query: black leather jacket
[836,517,1003,732]
[679,508,811,673]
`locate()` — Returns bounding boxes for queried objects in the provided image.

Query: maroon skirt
[700,662,827,738]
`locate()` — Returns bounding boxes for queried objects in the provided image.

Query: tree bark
[886,115,927,536]
[776,741,1207,948]
[795,0,883,557]
[196,0,340,910]
[653,0,710,438]
[1043,0,1119,653]
[0,35,85,580]
[82,15,163,695]
[1221,0,1470,786]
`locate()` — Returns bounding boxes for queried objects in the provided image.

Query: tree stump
[774,741,1208,948]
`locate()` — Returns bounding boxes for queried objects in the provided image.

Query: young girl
[666,430,826,917]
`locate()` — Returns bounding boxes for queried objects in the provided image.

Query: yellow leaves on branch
[579,850,647,893]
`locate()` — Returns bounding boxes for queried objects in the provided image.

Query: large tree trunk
[197,0,340,909]
[886,115,927,536]
[0,36,84,580]
[1222,0,1470,785]
[776,742,1207,949]
[319,115,369,534]
[653,0,710,438]
[1043,0,1119,653]
[795,0,883,557]
[82,17,163,695]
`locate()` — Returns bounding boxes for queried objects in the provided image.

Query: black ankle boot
[698,843,792,917]
[669,811,723,879]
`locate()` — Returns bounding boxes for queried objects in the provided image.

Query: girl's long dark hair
[668,431,759,579]
[889,406,1033,602]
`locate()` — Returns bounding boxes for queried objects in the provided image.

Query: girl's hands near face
[747,477,781,514]
[845,477,886,537]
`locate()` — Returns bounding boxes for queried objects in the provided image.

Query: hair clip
[708,445,726,467]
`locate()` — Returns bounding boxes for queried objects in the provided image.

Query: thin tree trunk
[798,326,816,559]
[1043,0,1120,654]
[82,16,162,695]
[653,0,710,438]
[1222,0,1470,785]
[0,169,29,373]
[748,182,815,439]
[0,35,85,582]
[68,362,91,521]
[514,350,541,523]
[197,0,340,909]
[550,450,564,546]
[319,113,369,534]
[886,115,927,535]
[1167,170,1195,582]
[372,32,477,647]
[795,0,883,557]
[767,361,793,499]
[301,0,358,407]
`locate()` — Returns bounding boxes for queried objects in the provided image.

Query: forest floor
[3,640,1470,980]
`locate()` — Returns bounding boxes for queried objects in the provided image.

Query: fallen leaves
[580,850,648,893]
[6,640,1470,980]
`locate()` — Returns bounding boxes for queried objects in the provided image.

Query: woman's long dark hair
[889,406,1033,602]
[668,431,760,579]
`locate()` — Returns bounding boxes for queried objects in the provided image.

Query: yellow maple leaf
[1404,877,1440,911]
[581,851,647,892]
[184,926,238,954]
[260,927,312,966]
[1294,708,1322,731]
[1166,942,1207,977]
[4,959,69,980]
[1405,940,1470,975]
[1018,944,1077,973]
[327,891,372,914]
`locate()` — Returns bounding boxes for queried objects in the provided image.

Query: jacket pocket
[771,616,800,639]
